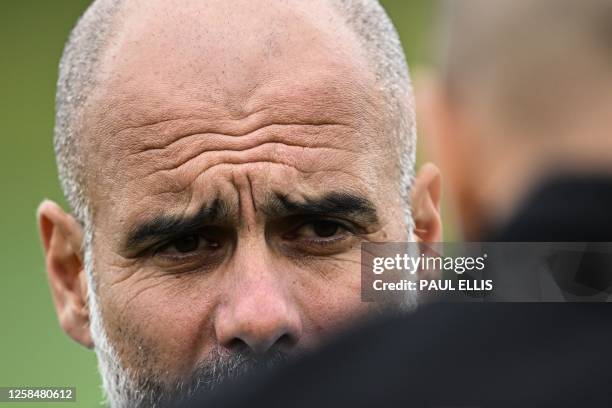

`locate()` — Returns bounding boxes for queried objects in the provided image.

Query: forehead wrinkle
[95,67,375,155]
[136,144,364,199]
[118,159,373,231]
[125,128,362,180]
[86,13,382,194]
[135,163,362,214]
[123,122,359,159]
[83,0,389,228]
[90,115,380,234]
[109,118,371,198]
[90,69,378,188]
[111,113,377,216]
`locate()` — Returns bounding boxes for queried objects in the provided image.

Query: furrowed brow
[123,199,229,252]
[265,192,379,224]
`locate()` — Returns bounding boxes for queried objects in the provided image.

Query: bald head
[55,0,414,226]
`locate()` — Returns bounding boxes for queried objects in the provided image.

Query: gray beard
[85,245,288,408]
[98,343,288,408]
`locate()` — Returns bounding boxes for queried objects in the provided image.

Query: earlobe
[37,200,93,348]
[411,163,442,243]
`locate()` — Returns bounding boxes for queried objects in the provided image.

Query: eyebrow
[123,199,229,253]
[122,192,379,253]
[264,192,379,224]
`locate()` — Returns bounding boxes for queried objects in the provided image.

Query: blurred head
[419,0,612,239]
[38,0,441,406]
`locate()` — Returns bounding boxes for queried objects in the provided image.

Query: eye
[311,220,340,238]
[151,231,227,273]
[171,235,220,253]
[283,219,351,242]
[156,234,221,257]
[280,218,357,256]
[173,235,200,253]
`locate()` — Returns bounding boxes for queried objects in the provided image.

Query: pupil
[175,235,199,253]
[313,221,339,238]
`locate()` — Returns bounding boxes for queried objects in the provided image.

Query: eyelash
[283,219,358,249]
[148,234,226,274]
[298,235,350,249]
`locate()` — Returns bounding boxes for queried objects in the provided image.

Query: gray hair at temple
[54,0,416,229]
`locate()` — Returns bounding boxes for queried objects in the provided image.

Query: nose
[215,255,303,354]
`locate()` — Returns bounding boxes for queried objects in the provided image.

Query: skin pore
[39,0,442,405]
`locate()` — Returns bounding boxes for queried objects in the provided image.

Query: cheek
[98,273,218,379]
[293,255,375,342]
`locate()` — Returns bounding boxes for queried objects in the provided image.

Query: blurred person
[419,0,612,241]
[36,0,442,407]
[186,0,612,406]
[416,0,612,301]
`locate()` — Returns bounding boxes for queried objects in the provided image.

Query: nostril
[224,332,297,355]
[275,333,296,350]
[226,337,249,353]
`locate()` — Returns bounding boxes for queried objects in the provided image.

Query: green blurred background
[0,2,434,407]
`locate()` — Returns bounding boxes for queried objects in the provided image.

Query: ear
[38,200,93,348]
[411,163,442,243]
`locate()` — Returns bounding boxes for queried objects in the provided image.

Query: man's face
[54,0,411,403]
